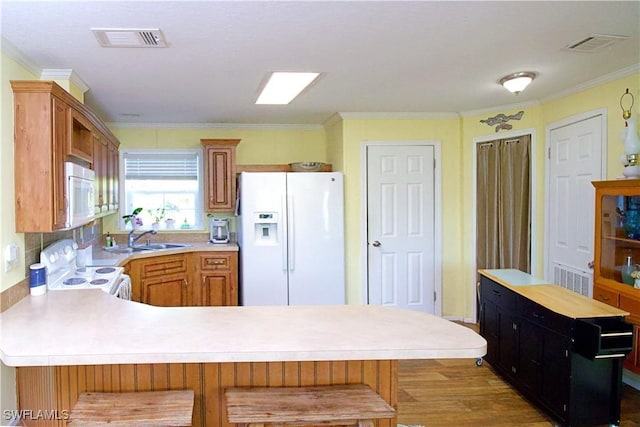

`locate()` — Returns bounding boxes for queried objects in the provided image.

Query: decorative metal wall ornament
[480,110,525,132]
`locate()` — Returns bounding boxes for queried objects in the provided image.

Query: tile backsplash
[23,219,103,276]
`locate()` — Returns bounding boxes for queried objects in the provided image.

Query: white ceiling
[1,1,639,126]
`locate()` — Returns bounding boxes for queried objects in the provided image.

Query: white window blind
[124,152,199,180]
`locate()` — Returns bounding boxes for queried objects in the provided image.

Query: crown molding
[106,122,324,131]
[337,112,459,120]
[460,100,541,118]
[539,63,640,105]
[1,37,40,77]
[40,69,90,93]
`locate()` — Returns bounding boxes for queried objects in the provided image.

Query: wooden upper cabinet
[201,139,240,212]
[11,80,120,231]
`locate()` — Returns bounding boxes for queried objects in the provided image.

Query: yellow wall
[542,74,640,180]
[0,51,38,422]
[102,126,327,232]
[339,117,462,310]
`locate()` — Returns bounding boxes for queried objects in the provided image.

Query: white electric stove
[40,239,130,298]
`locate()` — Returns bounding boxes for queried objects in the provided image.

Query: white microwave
[65,162,95,229]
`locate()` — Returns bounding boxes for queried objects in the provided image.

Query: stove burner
[75,267,91,276]
[63,277,87,286]
[96,267,116,275]
[90,278,109,286]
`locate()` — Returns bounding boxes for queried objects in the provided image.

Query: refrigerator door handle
[281,195,288,271]
[288,195,295,271]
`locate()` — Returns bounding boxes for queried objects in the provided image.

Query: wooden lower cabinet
[16,360,397,427]
[195,253,238,306]
[480,276,628,426]
[129,254,191,307]
[142,274,190,307]
[129,251,238,307]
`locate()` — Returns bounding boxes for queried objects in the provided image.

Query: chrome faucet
[128,229,157,247]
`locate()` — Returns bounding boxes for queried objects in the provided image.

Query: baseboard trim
[623,369,640,391]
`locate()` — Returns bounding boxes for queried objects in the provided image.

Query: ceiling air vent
[563,33,627,53]
[91,28,167,48]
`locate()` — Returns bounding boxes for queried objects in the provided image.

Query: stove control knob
[64,246,72,255]
[72,242,78,250]
[49,254,56,263]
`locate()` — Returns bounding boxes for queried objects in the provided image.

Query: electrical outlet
[4,243,18,272]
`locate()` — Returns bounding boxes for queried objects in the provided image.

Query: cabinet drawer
[574,317,633,359]
[140,255,188,278]
[481,277,517,308]
[620,294,640,324]
[593,286,620,307]
[518,297,572,336]
[199,254,232,271]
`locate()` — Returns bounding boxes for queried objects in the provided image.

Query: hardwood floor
[397,357,640,427]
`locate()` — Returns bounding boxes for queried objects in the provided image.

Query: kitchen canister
[29,263,47,296]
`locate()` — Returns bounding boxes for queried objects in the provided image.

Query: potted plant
[148,207,166,231]
[122,207,143,230]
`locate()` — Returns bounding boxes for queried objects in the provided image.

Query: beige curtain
[476,135,531,275]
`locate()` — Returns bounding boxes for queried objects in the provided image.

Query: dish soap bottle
[105,232,112,248]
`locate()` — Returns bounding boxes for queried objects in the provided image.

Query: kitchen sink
[134,243,192,250]
[104,243,192,254]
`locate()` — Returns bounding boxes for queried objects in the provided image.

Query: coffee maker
[209,217,230,244]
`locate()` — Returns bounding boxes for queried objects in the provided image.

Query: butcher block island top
[479,269,629,319]
[0,290,486,367]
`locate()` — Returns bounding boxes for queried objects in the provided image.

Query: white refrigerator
[238,172,345,306]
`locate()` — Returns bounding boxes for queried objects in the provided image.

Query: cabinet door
[201,139,240,212]
[540,329,571,420]
[498,312,518,376]
[92,133,108,212]
[200,272,237,306]
[142,275,189,307]
[52,96,68,230]
[518,319,543,396]
[108,141,119,211]
[480,300,499,366]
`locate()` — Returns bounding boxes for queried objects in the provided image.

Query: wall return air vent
[92,28,167,48]
[563,33,627,52]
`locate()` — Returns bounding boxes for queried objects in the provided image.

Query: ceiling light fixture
[499,72,536,94]
[256,72,321,105]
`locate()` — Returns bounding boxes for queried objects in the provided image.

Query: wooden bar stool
[68,389,194,426]
[225,384,395,426]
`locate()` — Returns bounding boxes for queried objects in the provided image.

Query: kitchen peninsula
[0,291,486,427]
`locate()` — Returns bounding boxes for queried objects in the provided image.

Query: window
[120,149,203,230]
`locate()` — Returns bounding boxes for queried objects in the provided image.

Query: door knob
[372,241,381,247]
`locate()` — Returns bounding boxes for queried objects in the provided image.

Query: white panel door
[367,145,435,313]
[547,114,603,296]
[286,172,345,305]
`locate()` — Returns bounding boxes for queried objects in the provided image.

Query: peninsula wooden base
[16,360,397,427]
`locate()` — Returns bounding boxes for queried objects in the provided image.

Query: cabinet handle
[183,279,188,288]
[207,259,225,265]
[599,294,610,301]
[587,260,594,269]
[532,312,545,320]
[492,289,501,297]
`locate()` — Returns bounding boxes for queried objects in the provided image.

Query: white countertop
[0,291,486,367]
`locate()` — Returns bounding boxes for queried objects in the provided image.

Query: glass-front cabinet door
[594,180,640,288]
